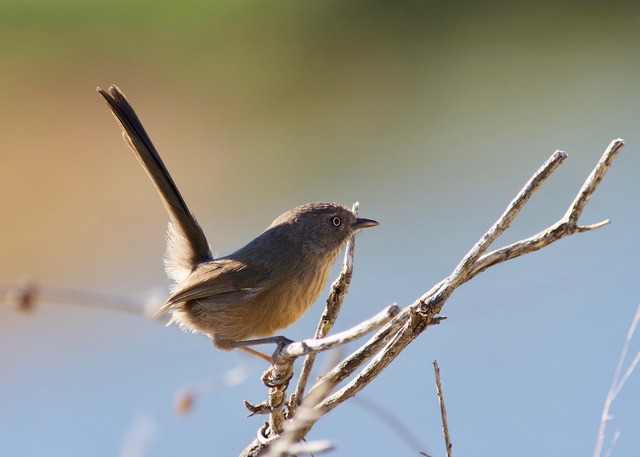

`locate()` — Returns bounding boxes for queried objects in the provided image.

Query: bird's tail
[98,85,212,284]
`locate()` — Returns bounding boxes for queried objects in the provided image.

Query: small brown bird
[98,85,378,360]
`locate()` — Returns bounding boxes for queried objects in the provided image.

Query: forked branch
[240,139,624,456]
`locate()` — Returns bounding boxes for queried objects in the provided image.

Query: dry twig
[315,139,623,417]
[434,360,452,457]
[593,302,640,457]
[263,353,341,457]
[2,276,161,317]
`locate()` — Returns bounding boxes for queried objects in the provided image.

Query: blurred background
[1,1,640,456]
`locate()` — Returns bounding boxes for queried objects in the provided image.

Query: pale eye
[332,216,342,227]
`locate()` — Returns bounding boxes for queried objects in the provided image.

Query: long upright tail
[98,85,212,283]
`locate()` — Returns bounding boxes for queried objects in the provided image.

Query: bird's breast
[257,249,337,333]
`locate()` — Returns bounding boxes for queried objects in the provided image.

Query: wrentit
[98,86,378,360]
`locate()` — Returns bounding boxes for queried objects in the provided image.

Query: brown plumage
[98,85,378,352]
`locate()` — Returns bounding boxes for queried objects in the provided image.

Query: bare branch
[446,149,567,288]
[266,358,338,457]
[594,302,640,457]
[564,139,624,225]
[307,307,412,396]
[235,139,624,455]
[310,149,572,415]
[315,308,421,416]
[304,139,623,435]
[434,360,452,457]
[274,305,400,361]
[468,139,623,279]
[241,306,399,454]
[2,276,161,318]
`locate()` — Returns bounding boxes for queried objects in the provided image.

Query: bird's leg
[227,337,296,391]
[236,346,272,363]
[230,335,294,348]
[229,336,294,363]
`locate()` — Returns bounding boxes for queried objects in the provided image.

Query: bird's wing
[155,258,270,315]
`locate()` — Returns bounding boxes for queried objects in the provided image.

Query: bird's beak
[353,217,379,229]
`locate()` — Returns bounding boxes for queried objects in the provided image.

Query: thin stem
[593,303,640,457]
[434,360,452,457]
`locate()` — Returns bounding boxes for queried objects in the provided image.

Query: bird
[97,85,378,361]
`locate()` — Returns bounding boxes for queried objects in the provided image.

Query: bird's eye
[332,216,342,227]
